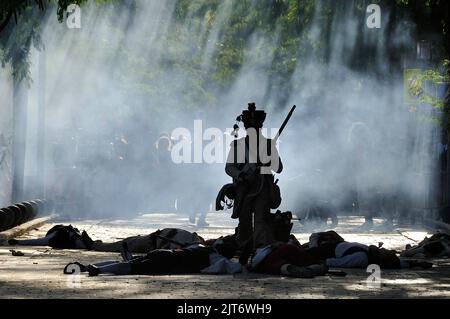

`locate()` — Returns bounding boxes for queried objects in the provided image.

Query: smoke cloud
[0,0,441,225]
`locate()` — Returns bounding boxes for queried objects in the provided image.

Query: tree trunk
[11,79,28,203]
[37,49,46,199]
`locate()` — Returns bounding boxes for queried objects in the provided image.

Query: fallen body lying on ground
[65,241,243,276]
[57,229,432,278]
[7,210,292,253]
[303,231,432,270]
[400,233,450,258]
[249,231,432,278]
[7,223,434,277]
[8,225,205,253]
[65,234,331,278]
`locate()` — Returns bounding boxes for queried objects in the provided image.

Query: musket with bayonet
[275,105,296,142]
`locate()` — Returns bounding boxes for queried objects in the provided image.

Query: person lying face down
[323,242,402,269]
[250,235,329,278]
[8,225,91,249]
[64,240,242,277]
[306,231,433,270]
[89,228,206,253]
[8,225,205,253]
[251,230,431,276]
[401,233,450,258]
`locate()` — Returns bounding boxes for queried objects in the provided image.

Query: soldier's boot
[306,264,329,276]
[87,264,100,277]
[281,264,314,278]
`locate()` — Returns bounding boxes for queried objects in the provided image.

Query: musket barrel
[275,105,296,141]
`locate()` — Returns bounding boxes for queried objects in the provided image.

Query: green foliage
[0,0,112,84]
[168,0,318,94]
[1,0,449,115]
[0,4,43,85]
[407,61,450,109]
[406,61,450,129]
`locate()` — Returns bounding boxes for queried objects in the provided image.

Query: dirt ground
[1,213,450,299]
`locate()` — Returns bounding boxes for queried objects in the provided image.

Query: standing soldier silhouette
[225,103,283,250]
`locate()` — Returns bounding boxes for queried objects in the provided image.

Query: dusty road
[1,213,449,299]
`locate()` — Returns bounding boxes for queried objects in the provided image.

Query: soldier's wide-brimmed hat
[239,103,266,128]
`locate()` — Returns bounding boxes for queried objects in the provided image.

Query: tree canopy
[0,0,111,83]
[0,0,448,109]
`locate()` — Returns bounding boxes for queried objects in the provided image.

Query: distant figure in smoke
[182,163,212,228]
[347,122,382,231]
[154,132,173,165]
[223,103,283,251]
[151,132,177,212]
[162,130,211,227]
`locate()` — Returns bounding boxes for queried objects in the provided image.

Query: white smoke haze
[0,1,440,223]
